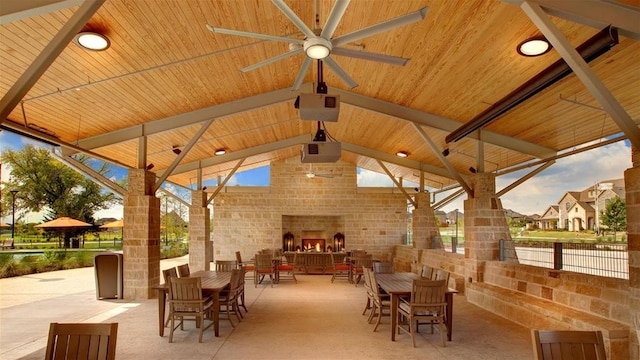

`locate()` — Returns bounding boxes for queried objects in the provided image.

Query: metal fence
[502,240,628,279]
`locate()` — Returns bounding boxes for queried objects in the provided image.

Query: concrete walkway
[0,256,534,359]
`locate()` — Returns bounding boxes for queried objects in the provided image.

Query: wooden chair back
[433,269,450,285]
[532,330,607,360]
[215,260,238,272]
[177,263,190,277]
[420,265,434,279]
[162,267,178,283]
[373,262,395,274]
[45,322,118,360]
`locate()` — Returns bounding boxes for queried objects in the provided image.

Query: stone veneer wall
[212,159,408,261]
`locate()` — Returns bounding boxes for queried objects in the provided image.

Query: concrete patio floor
[0,255,534,359]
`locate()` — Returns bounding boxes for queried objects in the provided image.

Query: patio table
[375,272,458,342]
[154,270,231,337]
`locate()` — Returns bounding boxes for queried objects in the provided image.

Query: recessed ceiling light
[215,149,227,156]
[396,151,409,158]
[517,37,551,57]
[74,32,110,51]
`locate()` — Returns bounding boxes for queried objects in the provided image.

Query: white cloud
[95,204,124,220]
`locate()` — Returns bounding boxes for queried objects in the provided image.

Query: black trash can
[94,252,123,299]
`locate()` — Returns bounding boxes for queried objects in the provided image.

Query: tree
[1,145,118,247]
[600,196,626,241]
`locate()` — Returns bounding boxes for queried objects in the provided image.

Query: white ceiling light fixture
[517,37,551,57]
[396,151,409,158]
[214,149,227,156]
[304,37,332,59]
[74,31,110,51]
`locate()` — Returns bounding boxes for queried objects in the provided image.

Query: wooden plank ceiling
[1,0,638,191]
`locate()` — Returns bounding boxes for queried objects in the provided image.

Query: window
[566,202,571,210]
[575,207,578,212]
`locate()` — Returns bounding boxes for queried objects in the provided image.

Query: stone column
[463,173,515,283]
[189,190,211,272]
[625,145,640,359]
[411,191,441,249]
[123,169,161,300]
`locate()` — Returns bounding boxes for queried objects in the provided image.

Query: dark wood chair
[177,263,190,277]
[45,322,118,360]
[532,330,607,360]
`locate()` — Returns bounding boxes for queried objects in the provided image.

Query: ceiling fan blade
[320,0,351,39]
[323,57,358,89]
[271,0,316,39]
[332,7,428,47]
[292,56,313,90]
[240,48,304,73]
[206,25,304,45]
[332,47,409,66]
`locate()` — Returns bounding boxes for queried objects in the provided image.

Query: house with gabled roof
[537,205,559,230]
[552,178,625,232]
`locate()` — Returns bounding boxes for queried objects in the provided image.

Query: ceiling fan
[207,0,428,90]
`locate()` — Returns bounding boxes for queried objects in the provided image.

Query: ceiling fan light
[304,38,332,59]
[74,32,110,51]
[517,37,551,57]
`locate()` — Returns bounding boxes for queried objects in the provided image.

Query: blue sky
[1,130,631,222]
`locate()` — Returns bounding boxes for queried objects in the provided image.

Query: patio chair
[45,322,118,360]
[420,265,434,279]
[433,269,450,285]
[235,251,255,275]
[162,267,179,326]
[237,265,249,315]
[218,269,243,327]
[397,279,447,347]
[177,263,190,277]
[215,260,237,272]
[532,330,607,360]
[330,253,350,283]
[162,267,178,283]
[167,277,214,343]
[367,268,391,332]
[254,253,276,287]
[277,252,298,283]
[352,254,373,286]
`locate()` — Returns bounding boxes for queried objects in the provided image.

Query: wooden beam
[0,0,104,123]
[521,1,640,149]
[376,160,416,208]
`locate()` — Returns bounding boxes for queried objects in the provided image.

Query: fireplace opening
[302,239,325,252]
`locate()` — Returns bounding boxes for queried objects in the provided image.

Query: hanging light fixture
[304,38,331,59]
[74,32,110,51]
[517,37,551,57]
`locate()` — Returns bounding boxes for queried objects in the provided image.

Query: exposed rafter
[333,88,556,159]
[0,0,83,24]
[376,160,417,208]
[411,123,473,196]
[75,85,307,150]
[0,0,105,123]
[521,1,640,149]
[53,147,128,198]
[504,0,640,40]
